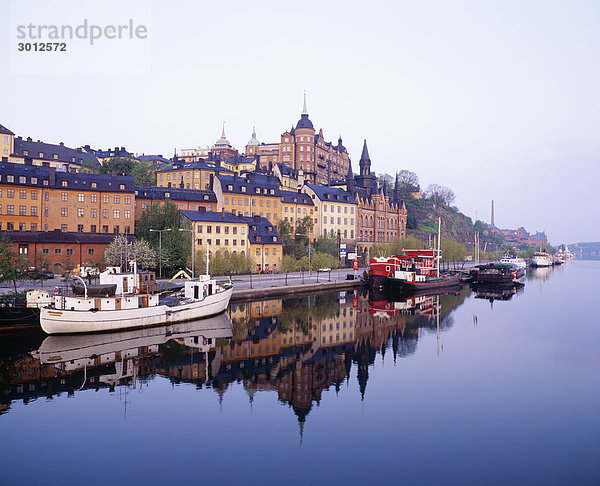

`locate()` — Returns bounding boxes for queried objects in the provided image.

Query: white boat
[40,262,233,335]
[499,256,527,269]
[531,251,553,267]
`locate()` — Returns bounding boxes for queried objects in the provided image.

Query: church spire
[221,122,226,139]
[302,91,308,115]
[359,139,371,176]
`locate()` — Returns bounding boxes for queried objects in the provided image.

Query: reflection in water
[1,289,470,423]
[470,282,525,303]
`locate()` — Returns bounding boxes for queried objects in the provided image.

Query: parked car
[317,267,331,273]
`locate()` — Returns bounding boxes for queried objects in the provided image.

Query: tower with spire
[211,123,238,160]
[354,139,376,196]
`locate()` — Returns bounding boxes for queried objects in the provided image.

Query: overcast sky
[2,0,599,245]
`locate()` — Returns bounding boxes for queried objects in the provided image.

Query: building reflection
[0,288,469,428]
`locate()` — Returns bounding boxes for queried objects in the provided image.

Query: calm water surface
[1,261,599,485]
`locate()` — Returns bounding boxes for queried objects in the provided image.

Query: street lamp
[179,228,195,279]
[296,232,311,275]
[149,228,171,279]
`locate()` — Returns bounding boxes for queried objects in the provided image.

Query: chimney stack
[49,167,56,186]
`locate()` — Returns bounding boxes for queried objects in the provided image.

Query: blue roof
[238,215,281,245]
[296,114,314,130]
[218,173,281,195]
[157,160,234,174]
[0,124,14,136]
[0,161,134,192]
[138,154,171,164]
[181,209,245,224]
[135,185,217,203]
[275,162,297,177]
[279,190,313,206]
[304,184,357,204]
[223,155,257,166]
[12,137,99,166]
[94,147,134,159]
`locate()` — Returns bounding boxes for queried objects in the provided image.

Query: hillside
[569,242,600,257]
[404,198,503,252]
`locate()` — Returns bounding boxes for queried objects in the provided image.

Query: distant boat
[531,251,553,267]
[471,263,525,284]
[499,256,527,269]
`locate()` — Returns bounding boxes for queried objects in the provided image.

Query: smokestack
[491,200,495,227]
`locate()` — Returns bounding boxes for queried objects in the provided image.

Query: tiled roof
[0,124,14,136]
[157,160,234,174]
[279,190,313,206]
[304,184,357,204]
[12,137,99,166]
[296,114,314,130]
[217,173,281,195]
[181,209,245,224]
[238,215,281,245]
[134,186,217,203]
[0,230,136,244]
[0,161,134,192]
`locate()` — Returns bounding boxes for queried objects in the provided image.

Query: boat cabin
[184,275,216,300]
[100,267,158,294]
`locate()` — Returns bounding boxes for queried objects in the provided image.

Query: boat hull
[389,274,461,293]
[40,287,233,335]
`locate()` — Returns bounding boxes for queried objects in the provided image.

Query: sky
[2,0,599,244]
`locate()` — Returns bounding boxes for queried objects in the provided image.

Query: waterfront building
[181,208,248,257]
[0,230,135,275]
[239,215,283,272]
[134,185,218,223]
[279,189,315,238]
[0,161,135,235]
[301,183,356,245]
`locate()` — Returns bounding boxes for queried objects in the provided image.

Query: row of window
[0,222,130,234]
[197,238,246,247]
[58,208,132,219]
[1,174,127,191]
[323,204,353,214]
[323,217,354,226]
[196,225,245,235]
[0,205,38,216]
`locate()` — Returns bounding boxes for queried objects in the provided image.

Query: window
[61,224,67,232]
[91,209,97,218]
[78,208,84,218]
[61,208,68,217]
[6,222,13,231]
[19,205,26,215]
[31,223,37,231]
[113,210,120,219]
[62,181,68,187]
[102,225,109,233]
[7,189,14,198]
[7,175,14,183]
[113,225,119,233]
[216,239,221,245]
[197,225,203,233]
[44,207,48,217]
[91,182,97,189]
[103,194,109,203]
[55,248,61,255]
[42,248,49,255]
[88,248,95,255]
[66,249,73,256]
[141,200,147,209]
[31,206,38,216]
[124,210,131,219]
[78,193,84,202]
[61,192,68,201]
[125,196,131,204]
[19,223,26,231]
[124,226,131,234]
[114,195,120,204]
[102,209,109,218]
[207,226,212,233]
[119,184,125,190]
[19,190,26,199]
[31,190,38,200]
[44,191,49,200]
[233,227,237,235]
[91,225,97,233]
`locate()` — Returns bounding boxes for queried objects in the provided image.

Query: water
[1,261,599,485]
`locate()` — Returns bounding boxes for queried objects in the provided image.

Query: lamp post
[296,233,311,275]
[149,228,171,279]
[179,228,195,279]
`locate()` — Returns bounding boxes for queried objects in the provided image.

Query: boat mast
[437,216,441,277]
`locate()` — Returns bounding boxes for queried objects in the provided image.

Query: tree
[377,173,394,193]
[104,235,156,270]
[0,238,27,297]
[314,235,338,259]
[135,199,192,272]
[278,219,294,247]
[131,160,158,186]
[398,170,419,187]
[423,184,456,206]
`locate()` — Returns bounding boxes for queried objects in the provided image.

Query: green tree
[135,199,192,272]
[131,160,158,186]
[314,235,338,258]
[0,238,27,297]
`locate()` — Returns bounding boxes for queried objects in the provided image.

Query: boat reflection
[470,282,525,302]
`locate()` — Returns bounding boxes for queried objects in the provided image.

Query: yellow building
[0,161,135,234]
[216,173,282,223]
[157,159,234,190]
[220,155,259,175]
[273,163,299,191]
[181,208,249,257]
[1,124,14,159]
[301,184,356,244]
[240,215,283,273]
[279,190,316,238]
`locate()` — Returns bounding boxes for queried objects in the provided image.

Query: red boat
[369,249,461,293]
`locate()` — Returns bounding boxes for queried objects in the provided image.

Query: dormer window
[241,186,247,193]
[165,192,170,198]
[7,175,14,182]
[203,195,209,200]
[255,187,260,194]
[61,181,68,187]
[270,189,274,195]
[38,152,44,157]
[91,182,97,188]
[19,176,26,183]
[23,150,28,156]
[53,154,59,160]
[227,185,233,191]
[272,236,277,242]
